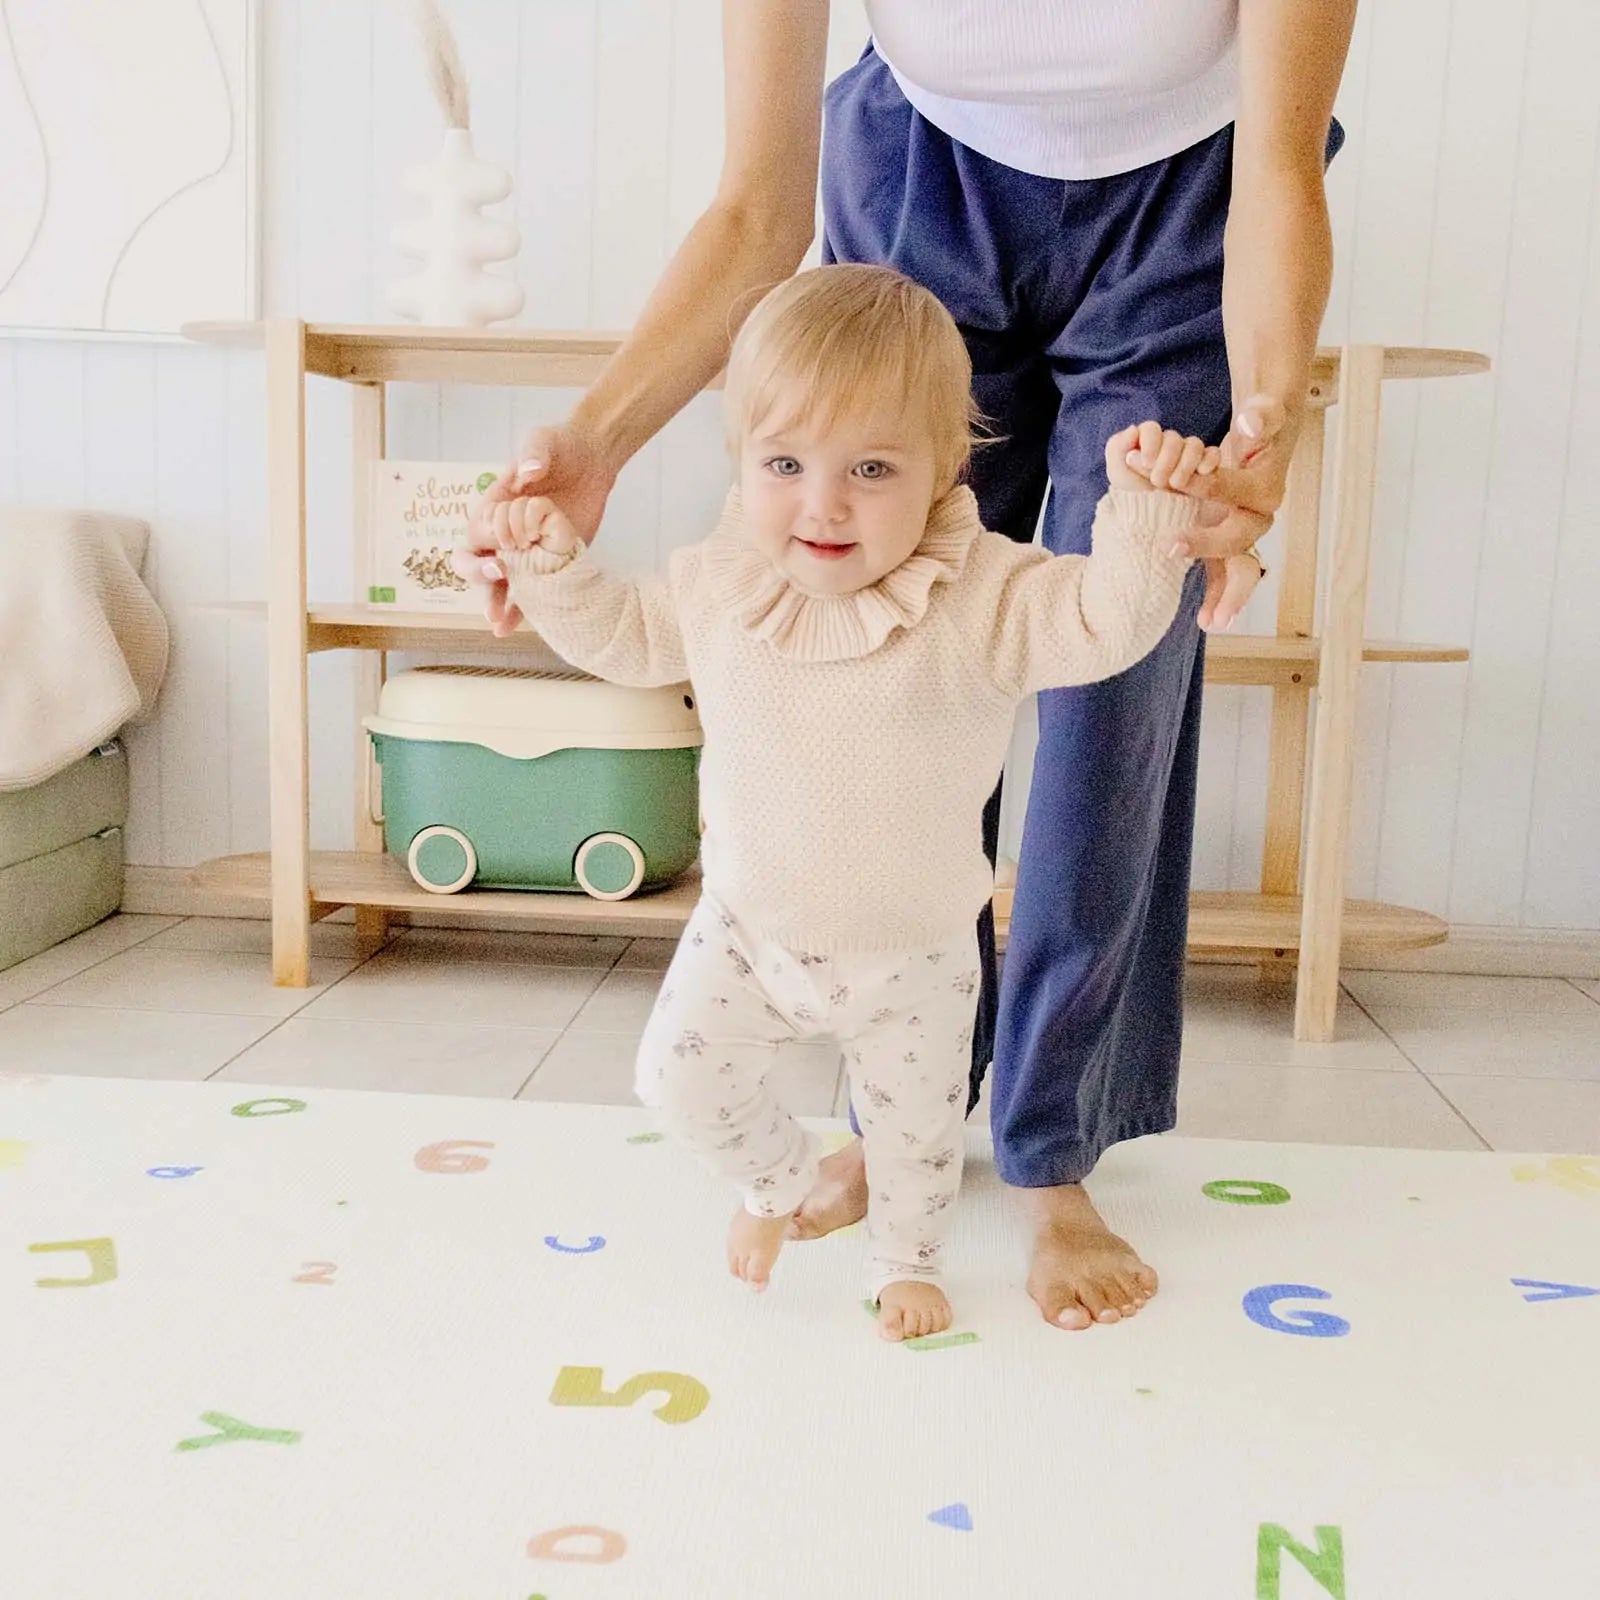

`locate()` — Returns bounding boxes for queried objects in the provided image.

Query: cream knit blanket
[0,508,169,791]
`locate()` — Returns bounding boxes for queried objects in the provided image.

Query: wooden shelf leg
[1259,404,1326,984]
[350,380,391,950]
[1295,346,1384,1042]
[266,320,312,986]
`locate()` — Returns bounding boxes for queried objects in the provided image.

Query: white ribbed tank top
[862,0,1239,180]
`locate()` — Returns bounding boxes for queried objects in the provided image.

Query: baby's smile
[795,536,858,561]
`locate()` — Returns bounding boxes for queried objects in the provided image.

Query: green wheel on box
[574,833,646,900]
[407,825,477,894]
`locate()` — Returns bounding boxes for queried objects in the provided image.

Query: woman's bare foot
[728,1206,792,1292]
[786,1138,869,1240]
[876,1280,952,1342]
[1026,1183,1158,1331]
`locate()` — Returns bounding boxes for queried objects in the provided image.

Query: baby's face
[738,391,938,597]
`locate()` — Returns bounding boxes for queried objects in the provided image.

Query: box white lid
[364,667,702,761]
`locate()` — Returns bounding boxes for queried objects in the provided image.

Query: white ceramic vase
[388,128,525,327]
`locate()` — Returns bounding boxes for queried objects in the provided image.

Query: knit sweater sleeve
[500,541,691,687]
[967,489,1199,698]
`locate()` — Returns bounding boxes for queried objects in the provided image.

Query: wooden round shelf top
[1309,346,1490,384]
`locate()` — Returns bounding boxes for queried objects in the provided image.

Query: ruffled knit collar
[701,484,983,661]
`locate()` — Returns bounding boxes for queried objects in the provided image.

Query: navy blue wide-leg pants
[823,44,1343,1187]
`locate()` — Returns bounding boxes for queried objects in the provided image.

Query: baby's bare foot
[876,1280,952,1342]
[787,1138,868,1240]
[728,1205,792,1292]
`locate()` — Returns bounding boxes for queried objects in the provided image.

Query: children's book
[365,461,502,610]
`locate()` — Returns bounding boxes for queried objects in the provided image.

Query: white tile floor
[2,914,1598,1153]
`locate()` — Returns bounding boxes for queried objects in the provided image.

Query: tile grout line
[1560,976,1600,1012]
[15,922,404,1082]
[203,929,626,1078]
[386,933,636,1101]
[507,1030,565,1102]
[1421,1067,1600,1084]
[1180,980,1418,1074]
[1415,1074,1495,1153]
[1339,983,1494,1151]
[506,925,631,1101]
[1339,982,1426,1075]
[205,1012,301,1081]
[3,912,190,1012]
[202,927,406,1080]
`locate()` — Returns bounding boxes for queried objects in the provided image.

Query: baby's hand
[476,493,581,558]
[1106,423,1262,629]
[1105,422,1220,494]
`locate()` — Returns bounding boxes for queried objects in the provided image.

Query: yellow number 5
[549,1365,709,1425]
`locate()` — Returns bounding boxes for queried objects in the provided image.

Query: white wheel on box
[574,833,646,900]
[407,825,477,894]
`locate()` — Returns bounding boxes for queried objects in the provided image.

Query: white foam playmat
[2,1070,1597,1598]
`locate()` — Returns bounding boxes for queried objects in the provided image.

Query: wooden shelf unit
[202,600,1468,682]
[190,850,1447,960]
[183,319,1486,1040]
[194,851,707,937]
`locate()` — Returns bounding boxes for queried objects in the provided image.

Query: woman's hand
[1163,395,1290,630]
[1108,418,1267,632]
[1174,394,1291,544]
[453,421,617,636]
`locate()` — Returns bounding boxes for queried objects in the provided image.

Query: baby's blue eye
[765,457,802,477]
[855,460,893,480]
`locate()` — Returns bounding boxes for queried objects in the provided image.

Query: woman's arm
[468,0,832,633]
[1176,0,1359,564]
[571,0,832,477]
[1225,0,1357,421]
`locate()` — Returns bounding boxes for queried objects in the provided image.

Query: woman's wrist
[566,399,632,484]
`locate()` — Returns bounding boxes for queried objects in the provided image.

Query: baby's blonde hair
[724,265,980,496]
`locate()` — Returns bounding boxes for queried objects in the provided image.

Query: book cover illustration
[367,461,503,611]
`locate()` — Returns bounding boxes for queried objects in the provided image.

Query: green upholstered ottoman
[0,741,128,971]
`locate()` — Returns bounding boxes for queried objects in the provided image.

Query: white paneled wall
[3,0,1597,930]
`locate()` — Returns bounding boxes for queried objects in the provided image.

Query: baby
[472,265,1239,1341]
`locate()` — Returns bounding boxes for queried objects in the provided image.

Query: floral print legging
[636,892,980,1299]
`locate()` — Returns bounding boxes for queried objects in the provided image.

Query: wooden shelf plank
[193,851,706,937]
[308,623,542,656]
[1207,635,1468,685]
[204,602,1468,681]
[197,601,546,655]
[307,602,507,631]
[182,321,625,354]
[191,851,1447,954]
[1359,640,1471,664]
[990,862,1444,953]
[1186,892,1447,955]
[183,323,1486,394]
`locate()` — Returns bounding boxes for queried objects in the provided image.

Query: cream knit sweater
[504,486,1197,954]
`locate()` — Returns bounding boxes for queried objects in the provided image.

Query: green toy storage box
[363,666,702,899]
[0,740,128,972]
